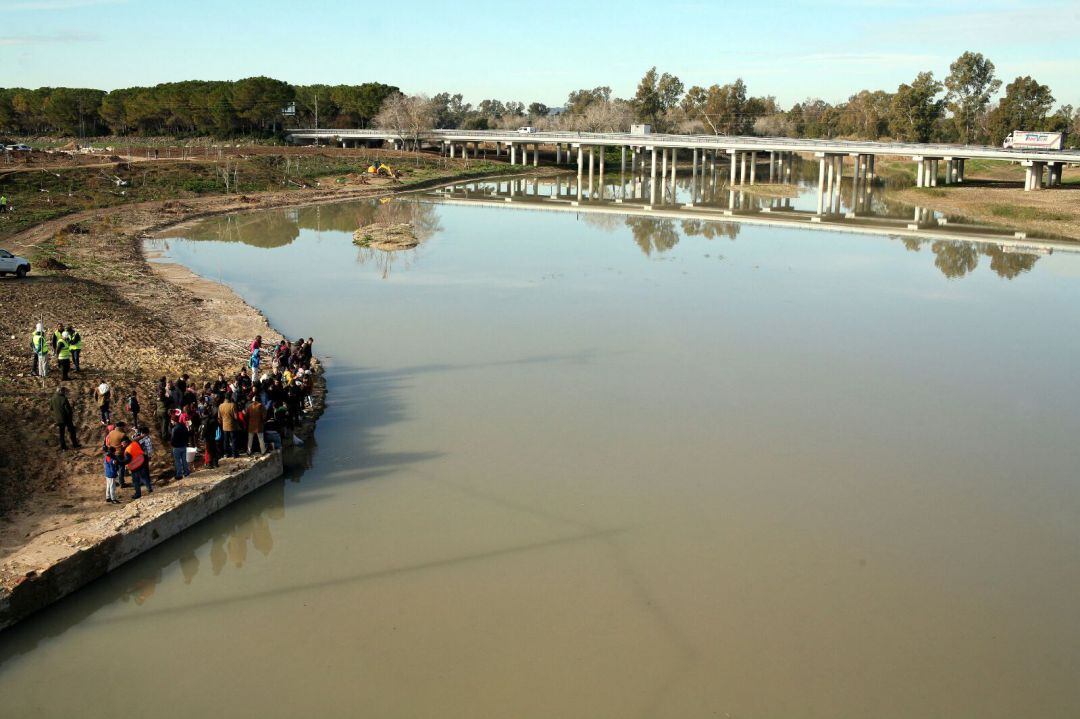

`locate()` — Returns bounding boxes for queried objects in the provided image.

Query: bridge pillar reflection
[690,148,698,205]
[649,146,658,208]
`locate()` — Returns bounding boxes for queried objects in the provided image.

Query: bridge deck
[286,128,1080,163]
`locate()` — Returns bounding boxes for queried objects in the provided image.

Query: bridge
[286,128,1080,211]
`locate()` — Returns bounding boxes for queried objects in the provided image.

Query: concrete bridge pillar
[929,159,938,187]
[621,146,627,177]
[587,146,595,199]
[739,152,747,185]
[661,147,669,195]
[768,151,775,182]
[533,144,539,167]
[556,144,562,164]
[510,143,517,165]
[816,154,827,215]
[690,148,699,204]
[826,154,835,206]
[750,151,757,185]
[670,148,678,200]
[729,150,737,185]
[598,146,606,199]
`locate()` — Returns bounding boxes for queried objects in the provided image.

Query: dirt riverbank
[891,184,1080,240]
[0,159,559,568]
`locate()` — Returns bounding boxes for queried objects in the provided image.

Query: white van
[517,127,538,134]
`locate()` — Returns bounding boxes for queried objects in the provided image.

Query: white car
[516,126,538,134]
[0,248,31,278]
[4,144,32,152]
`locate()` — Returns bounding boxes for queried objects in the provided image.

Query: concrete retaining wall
[0,451,283,631]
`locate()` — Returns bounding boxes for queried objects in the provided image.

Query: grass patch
[915,187,947,197]
[988,204,1070,221]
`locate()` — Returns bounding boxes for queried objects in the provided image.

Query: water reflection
[156,173,1064,285]
[0,477,287,664]
[433,176,1056,280]
[159,199,442,253]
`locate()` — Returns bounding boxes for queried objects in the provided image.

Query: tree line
[3,51,1077,147]
[0,78,398,137]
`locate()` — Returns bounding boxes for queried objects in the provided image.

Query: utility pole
[315,93,319,129]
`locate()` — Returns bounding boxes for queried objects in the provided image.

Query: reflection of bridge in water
[427,175,1075,280]
[429,175,1078,253]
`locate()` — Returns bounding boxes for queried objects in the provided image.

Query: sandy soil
[892,184,1080,240]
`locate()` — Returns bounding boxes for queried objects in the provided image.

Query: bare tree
[374,93,435,154]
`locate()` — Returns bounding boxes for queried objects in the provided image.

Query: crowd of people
[34,321,318,505]
[100,335,318,504]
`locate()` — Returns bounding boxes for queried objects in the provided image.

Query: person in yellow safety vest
[57,330,72,381]
[66,325,82,372]
[0,195,7,212]
[30,322,49,377]
[50,323,65,357]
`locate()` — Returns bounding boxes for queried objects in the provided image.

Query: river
[2,173,1079,718]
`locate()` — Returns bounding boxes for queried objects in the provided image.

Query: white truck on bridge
[1003,131,1066,150]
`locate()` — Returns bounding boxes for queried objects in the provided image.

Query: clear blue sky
[2,0,1078,108]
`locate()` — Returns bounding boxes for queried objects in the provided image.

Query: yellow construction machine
[367,161,397,179]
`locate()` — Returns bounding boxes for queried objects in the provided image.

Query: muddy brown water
[2,176,1079,718]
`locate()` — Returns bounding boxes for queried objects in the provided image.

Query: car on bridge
[0,248,31,278]
[516,126,538,134]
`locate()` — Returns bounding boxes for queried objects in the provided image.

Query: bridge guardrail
[283,128,1080,162]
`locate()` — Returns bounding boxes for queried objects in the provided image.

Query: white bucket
[185,447,198,465]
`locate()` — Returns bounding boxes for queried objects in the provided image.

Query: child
[104,447,120,504]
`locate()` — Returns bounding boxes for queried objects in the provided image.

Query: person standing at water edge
[122,437,151,499]
[169,417,191,487]
[202,408,221,468]
[218,395,239,458]
[246,396,266,454]
[50,386,80,450]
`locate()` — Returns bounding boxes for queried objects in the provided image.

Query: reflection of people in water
[179,552,200,584]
